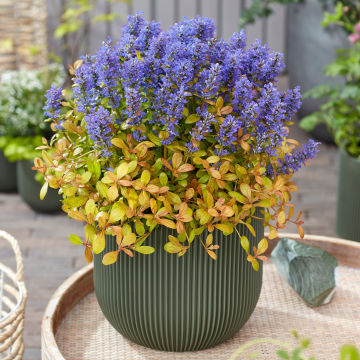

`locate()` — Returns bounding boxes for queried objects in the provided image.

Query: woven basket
[0,230,27,359]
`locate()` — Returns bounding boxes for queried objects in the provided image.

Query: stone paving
[0,78,339,359]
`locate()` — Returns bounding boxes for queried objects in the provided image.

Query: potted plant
[0,63,65,211]
[34,13,319,351]
[300,3,360,242]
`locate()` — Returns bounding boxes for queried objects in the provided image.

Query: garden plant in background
[300,1,360,242]
[34,13,319,351]
[51,0,130,70]
[0,63,65,210]
[239,0,356,28]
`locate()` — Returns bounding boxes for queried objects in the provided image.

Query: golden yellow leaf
[268,228,278,239]
[240,183,252,201]
[40,181,48,200]
[159,219,177,229]
[121,232,137,247]
[214,223,231,233]
[128,189,138,210]
[206,234,213,247]
[278,211,286,225]
[84,247,93,263]
[117,162,128,179]
[107,185,119,202]
[257,238,268,255]
[102,251,119,265]
[207,250,217,260]
[207,155,220,163]
[93,231,105,254]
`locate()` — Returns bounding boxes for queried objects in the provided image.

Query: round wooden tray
[41,234,360,360]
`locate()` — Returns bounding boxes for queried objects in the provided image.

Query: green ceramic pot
[0,150,17,192]
[94,216,264,352]
[16,160,62,213]
[336,149,360,242]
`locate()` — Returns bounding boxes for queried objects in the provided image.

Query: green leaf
[167,191,181,204]
[185,114,200,124]
[178,231,187,242]
[148,132,162,146]
[252,260,259,271]
[135,221,145,235]
[133,246,155,254]
[164,242,183,253]
[241,236,249,253]
[66,196,88,208]
[69,234,83,245]
[228,191,247,204]
[276,350,290,360]
[340,344,360,360]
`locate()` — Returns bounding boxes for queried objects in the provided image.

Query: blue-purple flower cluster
[84,106,113,157]
[277,139,320,174]
[46,12,319,172]
[43,85,63,129]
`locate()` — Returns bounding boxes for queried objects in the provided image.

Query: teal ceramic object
[0,151,17,192]
[94,217,264,352]
[17,160,62,213]
[336,149,360,242]
[272,238,338,307]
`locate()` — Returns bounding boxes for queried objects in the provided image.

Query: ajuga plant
[33,13,319,270]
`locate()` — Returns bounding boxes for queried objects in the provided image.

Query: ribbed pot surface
[94,217,264,352]
[17,160,62,213]
[336,149,360,242]
[0,151,17,192]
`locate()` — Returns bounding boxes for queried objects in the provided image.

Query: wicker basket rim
[0,263,23,323]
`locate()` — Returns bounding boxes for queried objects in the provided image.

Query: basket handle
[0,230,24,282]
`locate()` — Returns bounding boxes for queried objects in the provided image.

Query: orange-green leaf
[254,198,271,208]
[121,232,136,247]
[207,250,217,260]
[297,225,305,239]
[244,223,256,237]
[102,251,119,265]
[69,210,87,222]
[228,191,247,204]
[164,242,183,253]
[213,223,231,233]
[111,138,128,150]
[252,260,259,271]
[278,211,286,225]
[85,247,93,263]
[159,219,177,229]
[257,238,268,255]
[269,228,278,239]
[240,183,252,201]
[177,163,195,173]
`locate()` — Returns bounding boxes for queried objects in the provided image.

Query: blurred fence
[46,0,287,65]
[0,0,48,70]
